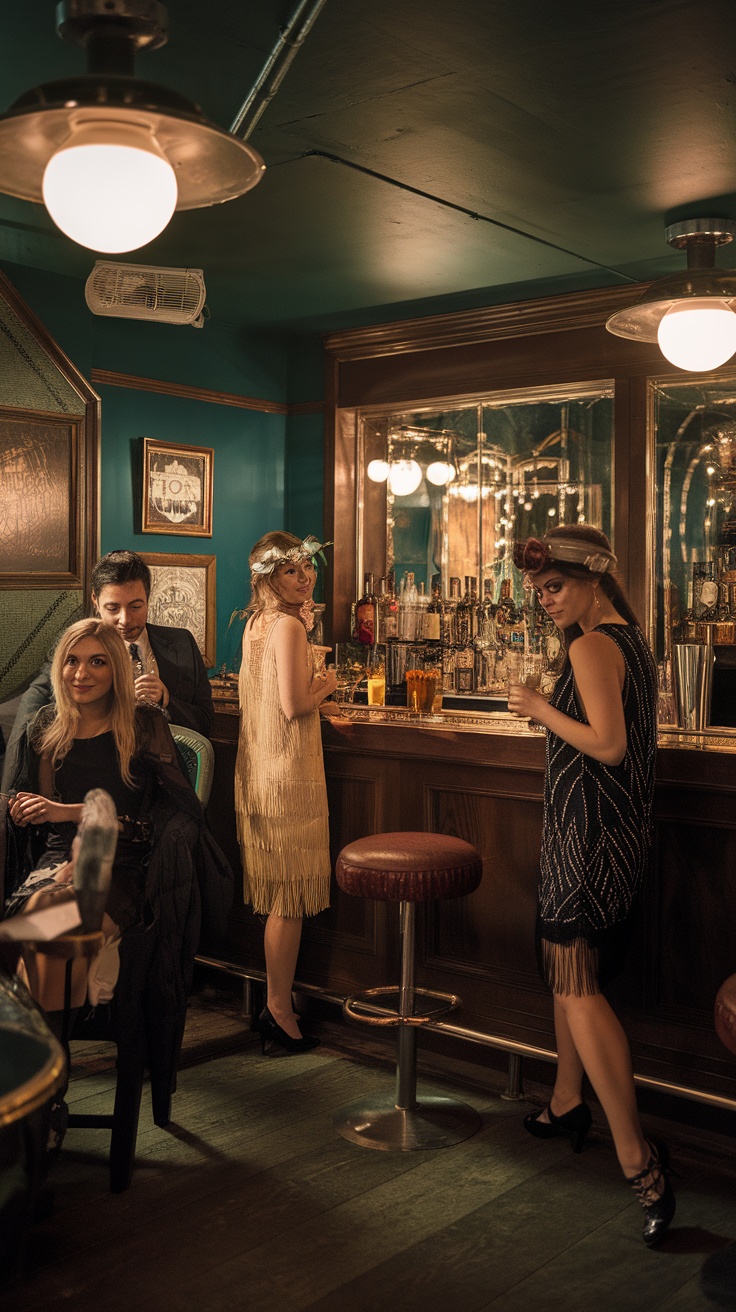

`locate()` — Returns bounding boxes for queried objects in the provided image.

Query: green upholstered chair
[169,725,215,807]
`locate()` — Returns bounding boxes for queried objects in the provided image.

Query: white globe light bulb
[657,299,736,372]
[366,459,390,483]
[387,459,422,496]
[42,120,178,253]
[426,460,455,486]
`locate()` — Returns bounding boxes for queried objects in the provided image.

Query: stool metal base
[334,1093,482,1151]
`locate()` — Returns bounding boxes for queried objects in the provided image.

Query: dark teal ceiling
[2,0,736,332]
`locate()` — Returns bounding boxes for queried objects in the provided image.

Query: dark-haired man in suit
[2,549,214,792]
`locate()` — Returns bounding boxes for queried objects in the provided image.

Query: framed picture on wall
[142,437,213,537]
[139,552,216,667]
[0,406,85,588]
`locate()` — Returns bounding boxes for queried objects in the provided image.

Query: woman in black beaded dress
[4,617,225,1009]
[508,525,674,1247]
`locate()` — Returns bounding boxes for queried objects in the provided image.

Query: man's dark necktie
[130,643,142,674]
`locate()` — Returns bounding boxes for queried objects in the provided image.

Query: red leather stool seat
[335,832,482,903]
[715,973,736,1057]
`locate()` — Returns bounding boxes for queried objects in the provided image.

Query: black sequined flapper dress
[538,623,657,994]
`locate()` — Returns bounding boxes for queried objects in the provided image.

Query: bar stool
[334,831,483,1151]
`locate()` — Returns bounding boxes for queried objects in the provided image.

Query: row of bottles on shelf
[352,570,564,696]
[672,555,736,646]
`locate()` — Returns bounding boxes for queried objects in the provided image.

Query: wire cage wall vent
[84,262,207,327]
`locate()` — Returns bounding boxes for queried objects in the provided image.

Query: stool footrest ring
[343,984,461,1027]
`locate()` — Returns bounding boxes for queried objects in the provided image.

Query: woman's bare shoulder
[271,614,306,641]
[570,629,625,670]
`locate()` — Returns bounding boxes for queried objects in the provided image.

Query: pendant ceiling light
[0,0,265,254]
[606,218,736,372]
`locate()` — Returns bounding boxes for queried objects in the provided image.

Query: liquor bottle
[495,579,516,637]
[493,578,524,683]
[424,581,443,642]
[376,575,398,641]
[476,578,496,644]
[473,578,497,693]
[442,643,457,693]
[398,570,418,640]
[352,571,377,644]
[416,581,430,639]
[455,576,477,646]
[453,576,478,691]
[442,577,462,646]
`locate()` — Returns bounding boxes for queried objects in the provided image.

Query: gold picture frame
[142,437,213,537]
[139,552,216,667]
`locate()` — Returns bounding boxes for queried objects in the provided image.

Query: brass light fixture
[0,0,265,253]
[606,217,736,371]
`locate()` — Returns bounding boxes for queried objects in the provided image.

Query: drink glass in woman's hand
[311,644,331,677]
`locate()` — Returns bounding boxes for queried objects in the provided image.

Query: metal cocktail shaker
[673,641,715,731]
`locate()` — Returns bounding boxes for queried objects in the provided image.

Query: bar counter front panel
[208,707,736,1100]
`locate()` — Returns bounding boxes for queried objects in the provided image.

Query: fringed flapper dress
[235,613,330,917]
[538,623,657,996]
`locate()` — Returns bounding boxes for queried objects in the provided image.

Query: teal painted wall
[2,261,291,668]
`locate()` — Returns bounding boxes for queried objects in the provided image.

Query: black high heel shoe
[626,1138,676,1246]
[257,1007,320,1056]
[523,1101,592,1153]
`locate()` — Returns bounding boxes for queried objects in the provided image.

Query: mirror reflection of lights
[388,459,422,496]
[425,460,456,486]
[367,459,390,483]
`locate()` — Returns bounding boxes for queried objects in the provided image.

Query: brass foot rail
[195,954,736,1114]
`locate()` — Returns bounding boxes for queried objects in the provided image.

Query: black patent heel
[257,1007,319,1055]
[523,1101,592,1153]
[627,1138,676,1246]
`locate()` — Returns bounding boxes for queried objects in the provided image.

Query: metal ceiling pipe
[230,0,329,141]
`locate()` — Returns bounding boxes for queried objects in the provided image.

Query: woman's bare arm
[273,616,337,720]
[10,793,84,826]
[508,631,628,765]
[8,753,85,826]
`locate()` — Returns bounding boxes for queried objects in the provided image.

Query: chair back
[169,725,214,807]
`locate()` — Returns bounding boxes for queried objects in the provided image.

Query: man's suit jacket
[1,624,214,792]
[146,623,214,737]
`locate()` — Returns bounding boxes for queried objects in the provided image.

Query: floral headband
[513,534,617,575]
[250,536,332,578]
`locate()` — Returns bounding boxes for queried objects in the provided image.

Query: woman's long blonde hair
[37,618,138,786]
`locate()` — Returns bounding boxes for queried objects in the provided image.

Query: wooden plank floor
[8,989,736,1312]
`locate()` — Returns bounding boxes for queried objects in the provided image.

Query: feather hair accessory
[250,536,332,577]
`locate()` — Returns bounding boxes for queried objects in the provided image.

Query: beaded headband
[250,536,331,578]
[513,534,617,575]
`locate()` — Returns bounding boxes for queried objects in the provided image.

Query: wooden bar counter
[208,705,736,1102]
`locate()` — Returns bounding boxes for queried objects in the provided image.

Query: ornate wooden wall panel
[211,717,736,1097]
